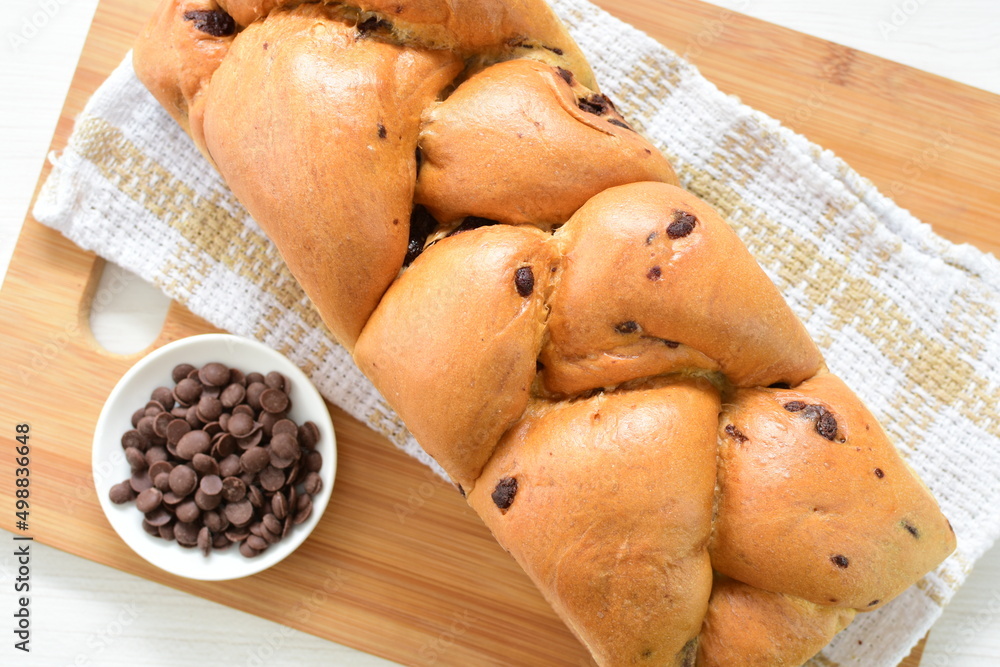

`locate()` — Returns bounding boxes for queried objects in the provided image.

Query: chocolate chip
[168,465,198,496]
[197,395,223,422]
[662,339,680,348]
[357,15,390,35]
[875,468,885,479]
[646,231,658,245]
[182,9,236,37]
[577,93,612,115]
[259,466,286,492]
[264,371,287,392]
[239,446,269,475]
[555,67,574,85]
[135,488,163,513]
[200,475,223,497]
[130,470,153,494]
[868,600,880,607]
[377,123,387,139]
[647,266,662,281]
[816,412,838,441]
[304,472,323,496]
[151,387,176,411]
[197,526,212,556]
[200,363,229,387]
[144,508,172,527]
[194,488,222,511]
[245,382,266,410]
[831,555,850,568]
[515,267,534,297]
[492,477,518,512]
[404,205,438,266]
[176,430,211,460]
[220,383,246,408]
[121,429,148,451]
[166,418,192,446]
[225,499,254,527]
[228,412,255,437]
[607,118,634,131]
[109,481,135,504]
[125,447,147,473]
[615,321,639,335]
[449,216,500,237]
[457,484,466,498]
[667,211,697,239]
[172,363,196,384]
[221,476,246,503]
[192,452,220,477]
[902,521,920,539]
[259,388,289,414]
[784,401,807,412]
[174,378,202,405]
[176,500,201,523]
[725,424,749,444]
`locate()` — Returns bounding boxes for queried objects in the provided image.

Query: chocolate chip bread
[133,1,957,664]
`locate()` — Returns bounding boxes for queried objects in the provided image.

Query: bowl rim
[92,333,337,581]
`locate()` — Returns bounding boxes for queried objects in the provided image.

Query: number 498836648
[14,424,30,531]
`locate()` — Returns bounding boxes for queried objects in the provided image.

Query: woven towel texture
[32,0,1000,664]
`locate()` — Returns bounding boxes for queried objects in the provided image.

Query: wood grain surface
[4,0,998,664]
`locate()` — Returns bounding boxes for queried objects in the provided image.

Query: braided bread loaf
[134,1,957,664]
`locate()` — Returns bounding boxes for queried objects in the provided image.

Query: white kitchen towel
[33,1,1000,664]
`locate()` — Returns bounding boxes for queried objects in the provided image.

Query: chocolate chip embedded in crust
[577,93,612,115]
[902,521,920,539]
[724,424,749,444]
[615,321,639,335]
[555,66,574,85]
[515,267,534,297]
[831,555,850,569]
[404,205,438,266]
[182,10,237,37]
[667,211,697,239]
[868,599,881,607]
[608,118,635,132]
[815,412,839,441]
[449,216,500,237]
[662,339,680,349]
[647,266,662,281]
[377,123,387,139]
[357,16,391,35]
[784,401,807,413]
[492,477,518,512]
[874,468,885,479]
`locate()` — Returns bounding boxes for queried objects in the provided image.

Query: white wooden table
[1,1,998,664]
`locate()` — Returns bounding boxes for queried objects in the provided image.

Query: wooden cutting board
[5,0,998,664]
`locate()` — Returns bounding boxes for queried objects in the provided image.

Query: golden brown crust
[541,182,825,396]
[355,225,557,487]
[133,0,235,162]
[415,59,677,227]
[468,379,720,666]
[711,373,957,610]
[698,576,857,667]
[201,4,462,348]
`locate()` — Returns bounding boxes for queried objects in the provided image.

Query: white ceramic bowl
[93,334,336,580]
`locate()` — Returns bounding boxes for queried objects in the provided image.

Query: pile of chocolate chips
[109,362,324,558]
